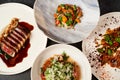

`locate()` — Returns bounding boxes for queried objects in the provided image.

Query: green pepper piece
[108,40,113,46]
[104,34,110,42]
[115,37,120,43]
[65,5,69,10]
[62,52,69,61]
[60,4,65,7]
[58,16,62,22]
[107,49,112,56]
[73,5,77,11]
[0,49,3,54]
[97,48,104,53]
[66,19,73,26]
[65,13,72,17]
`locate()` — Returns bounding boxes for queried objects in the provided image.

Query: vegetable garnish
[54,4,83,29]
[97,27,120,68]
[40,52,80,80]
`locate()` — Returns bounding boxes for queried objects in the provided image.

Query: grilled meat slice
[0,18,33,57]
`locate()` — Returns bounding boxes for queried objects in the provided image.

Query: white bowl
[34,0,100,43]
[31,44,91,80]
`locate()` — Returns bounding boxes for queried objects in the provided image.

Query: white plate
[82,12,120,80]
[34,0,100,43]
[0,3,47,75]
[31,44,91,80]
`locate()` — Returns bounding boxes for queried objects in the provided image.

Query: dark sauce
[19,22,34,31]
[0,39,30,67]
[0,21,34,67]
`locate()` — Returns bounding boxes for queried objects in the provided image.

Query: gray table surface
[0,0,120,80]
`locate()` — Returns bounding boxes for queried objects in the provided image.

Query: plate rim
[33,0,100,44]
[31,44,92,80]
[0,2,47,75]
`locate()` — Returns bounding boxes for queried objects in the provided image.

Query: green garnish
[62,51,69,61]
[104,34,110,42]
[0,49,11,60]
[60,4,65,7]
[65,13,72,17]
[0,49,3,54]
[42,52,76,80]
[115,37,120,43]
[108,40,113,46]
[66,19,73,26]
[97,48,104,53]
[107,49,112,55]
[58,16,62,22]
[5,54,11,60]
[73,5,77,11]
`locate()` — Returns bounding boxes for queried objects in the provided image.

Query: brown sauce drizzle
[0,39,30,67]
[0,21,34,67]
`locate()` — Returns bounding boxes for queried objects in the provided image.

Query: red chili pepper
[113,42,119,47]
[55,20,60,25]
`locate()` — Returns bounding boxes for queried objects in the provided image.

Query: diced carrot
[57,6,62,12]
[54,13,58,18]
[68,9,73,14]
[75,18,80,23]
[77,12,83,18]
[62,9,67,13]
[62,15,67,23]
[55,20,60,25]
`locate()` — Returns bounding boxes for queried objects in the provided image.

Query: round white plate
[34,0,100,43]
[82,12,120,80]
[31,44,91,80]
[0,3,47,75]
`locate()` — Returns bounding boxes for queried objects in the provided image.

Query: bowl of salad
[34,0,100,43]
[31,44,91,80]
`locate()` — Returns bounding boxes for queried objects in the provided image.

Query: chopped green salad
[40,52,80,80]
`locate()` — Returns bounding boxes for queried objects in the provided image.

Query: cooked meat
[0,18,33,57]
[7,35,21,50]
[1,41,16,57]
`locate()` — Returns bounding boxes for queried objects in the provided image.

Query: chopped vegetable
[96,27,120,68]
[40,52,80,80]
[62,15,67,23]
[58,16,62,22]
[108,40,113,46]
[66,19,73,26]
[104,34,110,42]
[54,4,83,29]
[107,49,112,55]
[97,48,104,53]
[115,37,120,43]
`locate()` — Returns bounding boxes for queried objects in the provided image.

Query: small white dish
[34,0,100,43]
[31,44,91,80]
[0,3,47,75]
